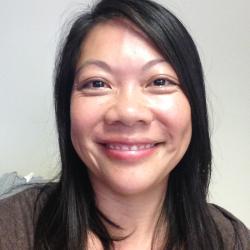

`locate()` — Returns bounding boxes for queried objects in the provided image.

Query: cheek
[70,97,104,133]
[70,97,103,169]
[70,97,98,150]
[149,93,192,137]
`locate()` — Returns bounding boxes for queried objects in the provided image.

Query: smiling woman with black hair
[0,0,249,249]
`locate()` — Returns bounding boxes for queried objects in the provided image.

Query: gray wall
[0,0,249,226]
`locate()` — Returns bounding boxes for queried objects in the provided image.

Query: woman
[0,0,249,249]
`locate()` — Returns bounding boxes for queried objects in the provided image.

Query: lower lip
[99,144,158,161]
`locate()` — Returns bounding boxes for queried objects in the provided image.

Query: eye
[146,76,179,94]
[81,79,109,89]
[151,78,175,87]
[74,77,112,96]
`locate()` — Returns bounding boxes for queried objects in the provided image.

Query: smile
[105,143,155,151]
[99,142,160,161]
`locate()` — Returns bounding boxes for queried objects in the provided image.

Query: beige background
[0,0,249,226]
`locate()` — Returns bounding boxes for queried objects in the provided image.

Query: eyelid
[76,77,111,90]
[147,75,179,87]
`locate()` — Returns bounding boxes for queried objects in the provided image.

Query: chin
[92,172,168,197]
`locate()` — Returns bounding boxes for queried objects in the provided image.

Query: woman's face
[70,19,192,196]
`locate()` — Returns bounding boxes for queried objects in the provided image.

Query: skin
[70,19,192,249]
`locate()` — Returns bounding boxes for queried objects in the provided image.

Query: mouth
[105,143,156,151]
[98,141,161,161]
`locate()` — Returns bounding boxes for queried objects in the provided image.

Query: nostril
[104,102,153,126]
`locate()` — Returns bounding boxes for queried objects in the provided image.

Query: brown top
[0,187,249,250]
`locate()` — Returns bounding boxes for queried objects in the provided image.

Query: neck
[91,180,168,250]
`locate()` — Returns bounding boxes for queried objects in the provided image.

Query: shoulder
[208,203,250,249]
[0,184,54,249]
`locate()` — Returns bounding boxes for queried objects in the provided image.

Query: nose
[104,89,153,127]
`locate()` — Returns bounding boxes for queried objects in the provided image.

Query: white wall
[0,0,249,226]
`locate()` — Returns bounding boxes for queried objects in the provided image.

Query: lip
[97,140,161,161]
[106,143,155,151]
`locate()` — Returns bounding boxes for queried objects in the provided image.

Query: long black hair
[34,0,231,249]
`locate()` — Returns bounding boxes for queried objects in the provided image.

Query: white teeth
[122,145,129,151]
[106,143,155,151]
[130,145,138,151]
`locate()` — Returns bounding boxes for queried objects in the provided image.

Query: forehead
[78,18,163,62]
[86,17,151,44]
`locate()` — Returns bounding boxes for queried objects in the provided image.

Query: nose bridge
[104,85,153,126]
[119,85,140,114]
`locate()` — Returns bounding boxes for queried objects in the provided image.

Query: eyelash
[148,78,176,87]
[80,79,110,89]
[77,76,177,92]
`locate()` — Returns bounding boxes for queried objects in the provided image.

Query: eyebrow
[75,58,168,76]
[142,58,166,71]
[75,60,112,76]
